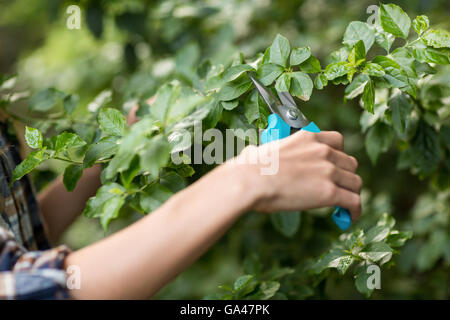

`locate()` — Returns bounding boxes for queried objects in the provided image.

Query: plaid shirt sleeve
[0,226,72,299]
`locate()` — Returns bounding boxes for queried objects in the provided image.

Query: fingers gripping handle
[260,114,352,230]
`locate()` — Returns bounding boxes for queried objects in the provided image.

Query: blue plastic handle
[261,114,352,231]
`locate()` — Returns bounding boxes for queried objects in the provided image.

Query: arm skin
[37,165,102,244]
[65,130,362,299]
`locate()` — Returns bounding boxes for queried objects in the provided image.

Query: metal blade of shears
[248,73,310,129]
[248,73,281,115]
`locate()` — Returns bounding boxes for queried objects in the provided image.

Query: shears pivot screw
[287,109,299,120]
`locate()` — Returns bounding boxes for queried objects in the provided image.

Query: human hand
[234,130,362,221]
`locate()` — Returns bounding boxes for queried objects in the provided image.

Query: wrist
[217,159,265,214]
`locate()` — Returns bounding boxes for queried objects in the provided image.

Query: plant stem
[52,156,83,165]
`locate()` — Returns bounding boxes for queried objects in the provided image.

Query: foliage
[208,213,412,299]
[1,1,449,299]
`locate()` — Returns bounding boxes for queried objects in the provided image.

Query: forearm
[65,162,258,299]
[38,165,102,243]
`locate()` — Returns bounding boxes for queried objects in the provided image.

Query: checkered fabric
[0,121,71,299]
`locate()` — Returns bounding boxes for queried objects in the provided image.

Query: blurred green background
[0,0,448,299]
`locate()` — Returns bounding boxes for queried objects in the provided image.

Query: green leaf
[360,103,388,134]
[274,72,291,92]
[29,88,64,112]
[257,63,284,86]
[172,101,206,131]
[314,73,328,90]
[290,47,311,66]
[222,64,254,82]
[83,136,119,168]
[329,47,350,63]
[104,118,158,180]
[365,122,394,164]
[270,211,301,238]
[139,184,172,213]
[63,164,83,192]
[377,213,396,228]
[261,47,271,64]
[233,275,254,291]
[63,94,79,114]
[379,3,411,39]
[160,171,186,193]
[412,15,429,35]
[221,99,239,111]
[244,89,269,127]
[175,42,200,81]
[168,96,210,125]
[364,225,391,245]
[73,123,96,144]
[219,75,253,101]
[84,183,125,215]
[362,63,385,77]
[331,75,350,86]
[336,255,355,275]
[412,47,450,65]
[314,74,328,90]
[348,40,366,66]
[391,47,417,78]
[234,276,258,298]
[25,126,43,149]
[372,56,410,89]
[140,134,171,177]
[344,74,369,100]
[375,25,395,53]
[387,230,413,247]
[98,108,127,136]
[299,56,321,73]
[84,183,126,231]
[388,93,413,135]
[269,34,290,67]
[324,62,353,80]
[150,82,181,122]
[313,249,351,274]
[290,72,313,101]
[347,68,356,83]
[343,21,375,53]
[49,132,86,155]
[204,100,223,128]
[362,79,375,114]
[259,281,280,300]
[171,163,195,178]
[120,156,140,189]
[12,149,47,183]
[421,29,450,49]
[359,242,393,262]
[354,265,374,298]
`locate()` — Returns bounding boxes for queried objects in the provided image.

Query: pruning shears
[248,73,352,231]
